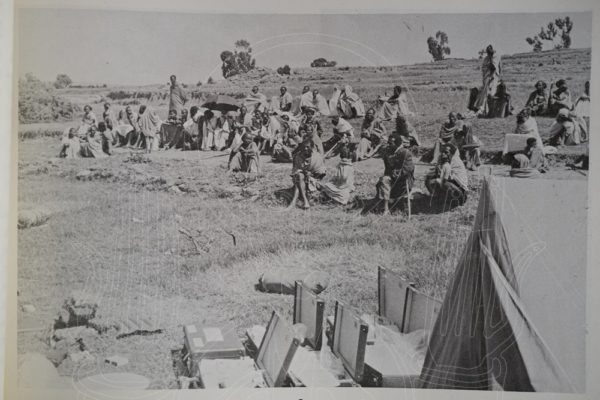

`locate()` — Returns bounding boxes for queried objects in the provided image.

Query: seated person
[509,154,541,179]
[300,124,324,155]
[431,112,463,164]
[287,139,327,210]
[452,122,481,171]
[320,144,355,205]
[356,108,386,160]
[525,80,548,116]
[567,147,589,171]
[425,144,468,206]
[523,137,548,173]
[228,133,260,173]
[79,125,107,158]
[374,134,415,215]
[486,80,513,118]
[548,108,581,146]
[299,106,323,138]
[59,128,81,159]
[272,119,302,163]
[166,109,178,124]
[394,115,420,151]
[548,79,573,117]
[324,115,354,156]
[376,85,414,120]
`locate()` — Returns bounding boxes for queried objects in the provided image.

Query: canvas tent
[420,176,586,392]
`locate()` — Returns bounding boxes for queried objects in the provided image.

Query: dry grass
[17,47,590,388]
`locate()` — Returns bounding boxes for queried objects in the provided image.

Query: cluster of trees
[220,39,257,78]
[526,17,573,52]
[427,31,451,62]
[310,58,337,67]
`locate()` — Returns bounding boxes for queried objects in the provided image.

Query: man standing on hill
[473,45,501,116]
[168,75,188,115]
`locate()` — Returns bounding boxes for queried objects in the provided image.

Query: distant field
[17,48,590,388]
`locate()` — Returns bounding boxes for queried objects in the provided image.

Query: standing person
[97,121,113,155]
[373,134,415,215]
[124,105,140,147]
[473,45,501,116]
[102,102,118,144]
[279,86,293,112]
[138,105,161,153]
[168,75,188,115]
[574,80,590,141]
[356,108,386,160]
[201,110,218,151]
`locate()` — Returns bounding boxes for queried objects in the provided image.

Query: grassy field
[17,48,589,388]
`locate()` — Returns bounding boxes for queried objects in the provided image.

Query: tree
[207,76,215,84]
[526,17,573,52]
[427,31,451,61]
[220,39,257,78]
[54,73,72,89]
[310,58,337,67]
[277,65,291,75]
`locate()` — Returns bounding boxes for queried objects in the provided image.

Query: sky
[16,9,592,86]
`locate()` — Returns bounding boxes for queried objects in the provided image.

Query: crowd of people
[58,47,590,212]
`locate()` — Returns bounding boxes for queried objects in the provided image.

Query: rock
[105,355,129,367]
[242,188,260,198]
[69,350,95,364]
[63,292,98,327]
[21,304,36,313]
[169,185,183,194]
[53,326,97,344]
[18,209,51,229]
[76,170,93,180]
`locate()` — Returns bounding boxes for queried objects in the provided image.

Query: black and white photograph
[8,1,596,398]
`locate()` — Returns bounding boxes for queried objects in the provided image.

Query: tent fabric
[420,176,586,392]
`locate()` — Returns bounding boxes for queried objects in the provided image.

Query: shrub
[18,73,79,123]
[54,74,72,89]
[311,58,337,67]
[277,65,291,75]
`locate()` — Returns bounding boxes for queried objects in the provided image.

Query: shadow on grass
[355,192,465,216]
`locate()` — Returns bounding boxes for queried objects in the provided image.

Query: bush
[277,65,291,75]
[54,74,72,89]
[196,81,203,87]
[207,77,215,84]
[311,58,337,67]
[18,73,79,123]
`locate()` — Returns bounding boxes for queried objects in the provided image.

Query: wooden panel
[331,301,369,383]
[255,311,301,387]
[293,281,325,350]
[378,266,412,332]
[403,286,442,333]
